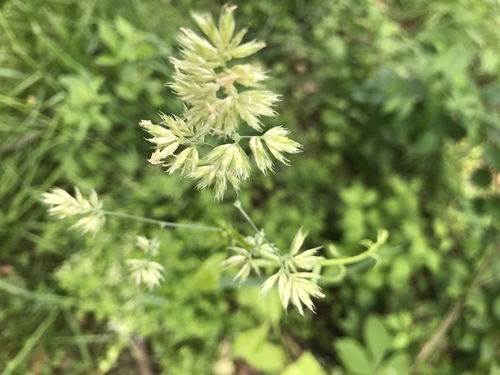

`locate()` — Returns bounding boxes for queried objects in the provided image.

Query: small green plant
[335,315,410,375]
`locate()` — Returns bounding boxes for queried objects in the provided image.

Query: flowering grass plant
[42,4,386,315]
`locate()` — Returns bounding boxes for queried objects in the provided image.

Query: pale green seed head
[277,272,324,315]
[263,126,303,165]
[250,137,274,175]
[70,213,105,235]
[42,187,105,234]
[126,259,165,290]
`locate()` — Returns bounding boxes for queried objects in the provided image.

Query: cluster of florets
[220,223,325,315]
[41,187,105,234]
[140,5,302,200]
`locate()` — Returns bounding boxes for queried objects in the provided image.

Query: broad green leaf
[335,338,373,375]
[339,183,366,206]
[186,253,225,291]
[340,310,362,334]
[480,334,497,363]
[115,16,137,41]
[237,286,283,324]
[388,257,411,290]
[364,315,391,366]
[362,190,378,205]
[430,45,472,79]
[249,342,286,373]
[98,21,120,52]
[480,49,499,74]
[392,333,410,350]
[383,352,409,375]
[456,332,478,352]
[233,324,286,372]
[280,352,327,375]
[95,55,121,67]
[133,43,157,60]
[233,324,268,357]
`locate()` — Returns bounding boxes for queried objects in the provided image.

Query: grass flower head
[41,187,105,234]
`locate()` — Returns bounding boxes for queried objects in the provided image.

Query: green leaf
[280,352,327,375]
[364,315,392,366]
[340,183,366,206]
[233,324,269,357]
[250,342,286,373]
[480,49,499,74]
[186,253,225,291]
[115,16,137,41]
[430,45,472,79]
[133,43,157,59]
[416,131,441,155]
[382,352,409,375]
[237,286,283,324]
[392,333,410,350]
[335,338,373,375]
[98,21,120,52]
[480,334,497,362]
[233,324,285,372]
[389,257,411,290]
[95,54,121,67]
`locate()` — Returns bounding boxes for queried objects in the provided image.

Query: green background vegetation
[1,0,499,373]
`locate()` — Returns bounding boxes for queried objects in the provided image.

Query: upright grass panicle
[41,5,387,315]
[140,4,302,200]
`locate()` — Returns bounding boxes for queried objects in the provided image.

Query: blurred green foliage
[1,0,499,374]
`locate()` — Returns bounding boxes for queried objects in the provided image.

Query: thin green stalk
[102,210,222,232]
[319,230,388,267]
[233,200,260,234]
[318,248,378,266]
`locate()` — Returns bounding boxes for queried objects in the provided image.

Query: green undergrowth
[1,0,499,373]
